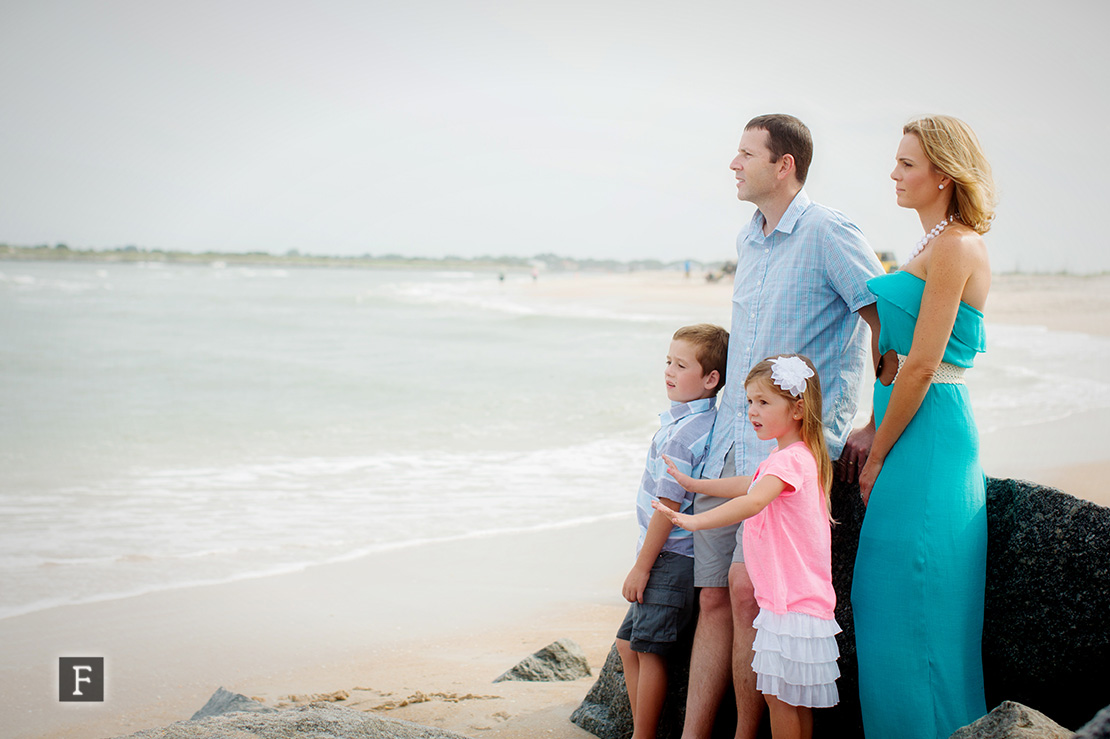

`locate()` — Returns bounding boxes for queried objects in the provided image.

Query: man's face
[730,128,779,205]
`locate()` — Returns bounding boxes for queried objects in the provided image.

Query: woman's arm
[652,474,786,530]
[859,231,987,503]
[662,454,752,498]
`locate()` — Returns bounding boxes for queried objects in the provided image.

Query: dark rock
[190,686,276,720]
[948,700,1073,738]
[570,644,633,739]
[115,702,474,738]
[820,475,867,735]
[1076,705,1110,739]
[572,478,1110,738]
[569,613,738,738]
[983,479,1110,730]
[494,637,591,682]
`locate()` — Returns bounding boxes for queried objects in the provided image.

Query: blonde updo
[904,115,997,234]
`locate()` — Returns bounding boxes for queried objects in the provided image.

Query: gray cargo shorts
[692,446,744,588]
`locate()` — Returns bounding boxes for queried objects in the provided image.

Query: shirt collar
[660,396,716,425]
[745,189,811,245]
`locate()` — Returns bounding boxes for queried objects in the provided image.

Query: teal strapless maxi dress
[851,271,988,739]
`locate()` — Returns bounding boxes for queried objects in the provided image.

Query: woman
[852,115,996,739]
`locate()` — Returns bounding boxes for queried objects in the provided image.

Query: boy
[617,323,729,739]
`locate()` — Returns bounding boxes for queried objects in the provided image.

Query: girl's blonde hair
[903,115,997,235]
[745,354,834,522]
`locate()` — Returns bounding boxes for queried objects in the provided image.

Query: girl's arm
[652,474,786,531]
[661,454,752,498]
[860,231,987,504]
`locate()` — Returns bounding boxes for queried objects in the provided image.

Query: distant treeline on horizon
[0,242,726,274]
[4,243,1101,277]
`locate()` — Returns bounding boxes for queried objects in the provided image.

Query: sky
[1,0,1108,273]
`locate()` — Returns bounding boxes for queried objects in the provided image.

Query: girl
[654,354,839,739]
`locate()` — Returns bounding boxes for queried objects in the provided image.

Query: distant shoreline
[4,244,1105,277]
[0,243,722,274]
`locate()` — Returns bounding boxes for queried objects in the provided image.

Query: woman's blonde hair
[745,354,834,522]
[904,115,997,234]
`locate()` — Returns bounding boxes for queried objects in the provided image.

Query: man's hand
[837,421,875,483]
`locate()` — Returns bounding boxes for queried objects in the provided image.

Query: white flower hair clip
[770,356,814,398]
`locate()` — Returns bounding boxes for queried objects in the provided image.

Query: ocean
[2,260,1108,620]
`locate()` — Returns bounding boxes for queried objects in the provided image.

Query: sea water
[2,261,1109,620]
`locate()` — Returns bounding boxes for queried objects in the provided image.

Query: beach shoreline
[4,271,1108,739]
[3,519,634,739]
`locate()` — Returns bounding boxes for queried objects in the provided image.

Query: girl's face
[890,133,948,211]
[746,379,804,447]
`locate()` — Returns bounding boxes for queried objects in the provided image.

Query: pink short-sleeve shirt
[741,442,836,619]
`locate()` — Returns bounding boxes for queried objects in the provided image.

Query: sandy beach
[3,271,1108,739]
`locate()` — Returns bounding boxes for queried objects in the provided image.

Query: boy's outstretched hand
[661,454,696,491]
[651,498,699,531]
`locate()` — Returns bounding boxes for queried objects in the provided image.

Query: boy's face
[665,339,719,404]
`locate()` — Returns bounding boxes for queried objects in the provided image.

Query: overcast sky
[2,0,1107,272]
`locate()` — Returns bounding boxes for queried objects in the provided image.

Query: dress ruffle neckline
[867,271,986,354]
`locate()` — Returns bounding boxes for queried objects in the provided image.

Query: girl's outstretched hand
[661,454,696,491]
[651,498,698,531]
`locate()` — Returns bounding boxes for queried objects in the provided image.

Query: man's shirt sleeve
[824,217,885,313]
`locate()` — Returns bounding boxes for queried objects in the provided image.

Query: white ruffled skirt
[751,608,841,708]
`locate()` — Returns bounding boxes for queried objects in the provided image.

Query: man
[683,114,883,738]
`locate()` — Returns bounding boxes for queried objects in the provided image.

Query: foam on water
[0,434,643,619]
[1,265,652,617]
[971,323,1110,433]
[378,277,679,323]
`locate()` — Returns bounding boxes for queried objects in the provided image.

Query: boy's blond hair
[673,324,729,395]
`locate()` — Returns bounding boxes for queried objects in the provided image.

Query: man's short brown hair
[745,114,813,185]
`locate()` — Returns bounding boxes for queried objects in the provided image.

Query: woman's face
[890,133,947,210]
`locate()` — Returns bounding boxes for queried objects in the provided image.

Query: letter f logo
[59,658,104,702]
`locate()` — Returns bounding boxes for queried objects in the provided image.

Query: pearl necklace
[903,216,953,266]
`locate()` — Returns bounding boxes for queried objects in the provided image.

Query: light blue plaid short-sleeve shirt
[704,190,885,479]
[636,397,716,558]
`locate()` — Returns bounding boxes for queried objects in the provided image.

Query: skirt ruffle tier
[751,609,841,708]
